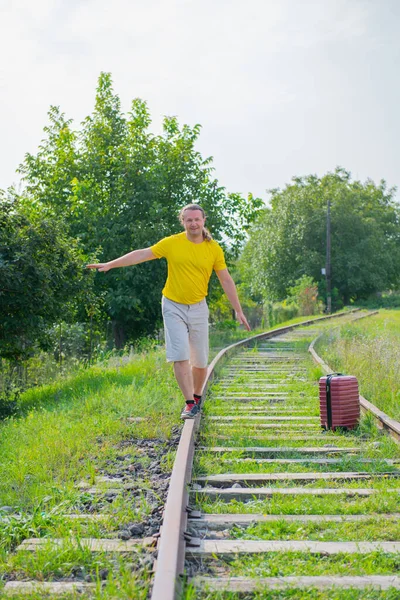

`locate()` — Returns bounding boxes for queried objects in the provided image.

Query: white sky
[1,0,399,201]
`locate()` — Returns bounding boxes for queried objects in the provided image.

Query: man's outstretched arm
[215,268,251,331]
[86,248,157,272]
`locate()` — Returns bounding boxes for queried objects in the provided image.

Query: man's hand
[86,263,111,272]
[236,310,251,331]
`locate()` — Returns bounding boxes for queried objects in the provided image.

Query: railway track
[152,311,400,600]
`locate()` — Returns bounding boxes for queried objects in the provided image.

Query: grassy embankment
[0,349,183,598]
[315,309,400,421]
[0,313,333,598]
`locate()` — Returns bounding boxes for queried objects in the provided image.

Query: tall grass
[315,310,400,421]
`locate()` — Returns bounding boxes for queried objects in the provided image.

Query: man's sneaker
[193,394,202,408]
[181,400,200,420]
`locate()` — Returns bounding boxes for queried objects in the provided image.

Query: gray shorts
[161,296,209,368]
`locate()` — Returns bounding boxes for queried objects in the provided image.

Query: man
[87,204,250,419]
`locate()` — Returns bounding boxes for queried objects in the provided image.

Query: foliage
[214,319,238,331]
[209,282,263,328]
[0,192,93,362]
[239,167,400,305]
[355,291,400,309]
[18,72,263,346]
[287,275,322,316]
[0,385,19,419]
[210,275,324,330]
[263,299,299,327]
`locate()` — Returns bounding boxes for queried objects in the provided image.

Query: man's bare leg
[173,360,194,400]
[192,366,208,396]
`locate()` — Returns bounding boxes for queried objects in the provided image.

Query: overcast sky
[1,0,399,202]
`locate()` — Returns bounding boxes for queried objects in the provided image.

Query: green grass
[0,349,181,509]
[228,518,400,542]
[213,551,400,577]
[194,456,399,475]
[0,347,183,596]
[196,491,400,516]
[0,546,152,598]
[316,309,400,420]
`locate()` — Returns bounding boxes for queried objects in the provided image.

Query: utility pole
[326,199,332,314]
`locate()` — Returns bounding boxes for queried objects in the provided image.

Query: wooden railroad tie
[212,457,398,465]
[187,540,400,556]
[16,537,156,552]
[3,582,97,596]
[208,415,319,420]
[189,575,400,592]
[193,471,400,485]
[188,513,400,528]
[200,446,362,454]
[191,487,400,500]
[209,423,320,429]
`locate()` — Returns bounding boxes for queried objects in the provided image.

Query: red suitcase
[319,374,360,430]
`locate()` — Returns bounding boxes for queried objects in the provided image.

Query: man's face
[182,209,205,237]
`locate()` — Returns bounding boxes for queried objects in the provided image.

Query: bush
[263,301,299,328]
[355,292,400,309]
[214,319,238,331]
[0,387,19,420]
[287,275,322,316]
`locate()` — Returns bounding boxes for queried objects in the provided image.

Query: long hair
[178,204,212,241]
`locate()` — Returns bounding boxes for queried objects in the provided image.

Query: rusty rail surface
[151,308,362,600]
[309,311,400,444]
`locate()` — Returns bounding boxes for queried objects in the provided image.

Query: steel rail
[151,308,364,600]
[309,311,400,443]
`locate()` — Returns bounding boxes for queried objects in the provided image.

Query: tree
[19,72,263,346]
[239,168,400,305]
[0,192,92,362]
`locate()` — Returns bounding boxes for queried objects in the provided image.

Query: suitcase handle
[326,373,344,429]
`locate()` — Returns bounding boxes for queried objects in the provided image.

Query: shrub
[0,386,19,419]
[263,301,298,328]
[215,320,238,331]
[287,275,322,316]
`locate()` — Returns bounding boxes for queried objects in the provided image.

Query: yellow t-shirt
[151,232,227,304]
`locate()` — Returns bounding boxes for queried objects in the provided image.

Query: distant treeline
[239,168,400,309]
